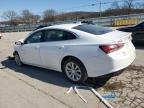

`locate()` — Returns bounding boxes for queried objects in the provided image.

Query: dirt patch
[127,65,144,72]
[103,81,125,91]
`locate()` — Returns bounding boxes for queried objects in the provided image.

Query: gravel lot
[0,32,144,108]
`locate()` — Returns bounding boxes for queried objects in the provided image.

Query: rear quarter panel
[58,43,105,72]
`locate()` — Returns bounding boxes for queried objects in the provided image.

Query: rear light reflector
[99,43,124,54]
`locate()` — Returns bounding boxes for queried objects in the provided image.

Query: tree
[32,15,41,24]
[2,10,18,25]
[42,9,56,22]
[135,2,144,9]
[123,0,134,9]
[21,10,40,24]
[21,10,32,24]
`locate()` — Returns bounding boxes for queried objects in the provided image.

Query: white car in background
[14,23,136,83]
[0,33,2,39]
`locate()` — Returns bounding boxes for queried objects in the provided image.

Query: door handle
[58,46,64,49]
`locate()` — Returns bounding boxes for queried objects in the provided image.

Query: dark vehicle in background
[117,21,144,44]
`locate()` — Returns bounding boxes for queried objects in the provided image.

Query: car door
[39,29,76,70]
[19,30,45,66]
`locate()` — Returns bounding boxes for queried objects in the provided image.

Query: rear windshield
[73,24,112,35]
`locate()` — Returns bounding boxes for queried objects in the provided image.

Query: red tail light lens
[99,43,124,54]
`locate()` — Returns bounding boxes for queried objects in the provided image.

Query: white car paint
[14,23,136,78]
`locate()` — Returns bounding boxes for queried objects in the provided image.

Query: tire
[14,53,23,66]
[62,58,88,83]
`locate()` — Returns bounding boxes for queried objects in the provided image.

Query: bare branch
[42,9,57,22]
[2,10,18,25]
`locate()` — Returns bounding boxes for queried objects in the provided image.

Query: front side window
[24,31,43,44]
[44,30,76,42]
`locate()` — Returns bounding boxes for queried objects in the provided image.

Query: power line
[58,0,143,12]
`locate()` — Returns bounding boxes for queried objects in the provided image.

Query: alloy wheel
[65,62,82,82]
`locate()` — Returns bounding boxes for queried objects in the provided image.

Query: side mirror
[15,41,24,45]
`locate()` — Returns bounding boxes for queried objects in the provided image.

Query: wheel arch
[13,51,19,56]
[61,55,88,82]
[61,55,86,72]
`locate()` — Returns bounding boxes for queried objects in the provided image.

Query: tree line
[0,0,144,26]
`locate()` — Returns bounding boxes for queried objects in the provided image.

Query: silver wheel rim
[15,54,22,66]
[65,62,82,81]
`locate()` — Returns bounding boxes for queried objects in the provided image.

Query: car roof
[39,23,82,31]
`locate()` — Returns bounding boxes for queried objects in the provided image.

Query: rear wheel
[14,53,23,66]
[62,58,88,83]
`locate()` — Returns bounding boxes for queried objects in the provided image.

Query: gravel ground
[97,65,144,108]
[0,32,144,108]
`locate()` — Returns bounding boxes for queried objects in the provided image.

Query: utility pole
[99,0,102,17]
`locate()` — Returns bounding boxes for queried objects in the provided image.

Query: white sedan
[14,23,136,83]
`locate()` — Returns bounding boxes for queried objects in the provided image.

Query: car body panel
[39,42,66,70]
[14,23,136,78]
[16,43,42,66]
[83,41,135,77]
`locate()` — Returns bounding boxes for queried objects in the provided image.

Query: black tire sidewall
[14,53,23,66]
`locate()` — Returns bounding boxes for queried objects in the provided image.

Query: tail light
[99,43,124,54]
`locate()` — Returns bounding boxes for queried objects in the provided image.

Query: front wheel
[14,53,23,66]
[63,58,88,83]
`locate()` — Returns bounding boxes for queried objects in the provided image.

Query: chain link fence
[0,13,144,32]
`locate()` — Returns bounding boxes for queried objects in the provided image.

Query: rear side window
[73,24,112,35]
[63,31,76,40]
[44,30,76,42]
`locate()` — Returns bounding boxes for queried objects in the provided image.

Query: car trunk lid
[99,30,132,44]
[97,30,132,54]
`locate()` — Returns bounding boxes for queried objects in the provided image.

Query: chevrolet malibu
[14,23,136,83]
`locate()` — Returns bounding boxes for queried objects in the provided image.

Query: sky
[0,0,110,13]
[0,0,143,21]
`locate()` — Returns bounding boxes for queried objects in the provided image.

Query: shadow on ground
[1,58,116,89]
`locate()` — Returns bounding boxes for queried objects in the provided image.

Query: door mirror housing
[15,41,24,45]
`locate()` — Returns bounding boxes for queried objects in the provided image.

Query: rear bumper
[85,43,136,77]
